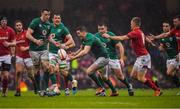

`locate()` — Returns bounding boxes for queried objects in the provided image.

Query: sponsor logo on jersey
[57,29,62,33]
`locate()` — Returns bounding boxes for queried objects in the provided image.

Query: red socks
[144,78,160,91]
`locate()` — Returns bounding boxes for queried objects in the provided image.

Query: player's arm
[19,46,30,52]
[3,29,16,47]
[103,33,129,41]
[48,33,61,46]
[70,45,91,60]
[64,34,75,49]
[73,45,83,56]
[145,36,156,46]
[3,40,16,47]
[148,32,171,40]
[116,42,125,67]
[26,28,43,46]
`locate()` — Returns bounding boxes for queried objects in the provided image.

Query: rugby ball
[58,49,67,60]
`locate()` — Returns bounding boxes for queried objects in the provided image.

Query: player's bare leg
[113,68,134,96]
[27,66,38,95]
[167,65,180,87]
[60,68,77,95]
[14,63,23,96]
[86,64,105,96]
[97,71,118,96]
[1,63,11,97]
[132,68,162,96]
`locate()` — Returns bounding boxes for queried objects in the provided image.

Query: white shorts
[133,54,151,72]
[94,57,109,68]
[104,59,122,78]
[16,56,33,68]
[166,58,178,69]
[29,50,49,66]
[0,55,11,66]
[49,52,60,67]
[108,59,121,69]
[49,52,69,69]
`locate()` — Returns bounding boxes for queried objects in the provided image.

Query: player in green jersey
[95,22,134,96]
[48,13,77,95]
[69,26,109,96]
[26,9,52,95]
[158,21,179,87]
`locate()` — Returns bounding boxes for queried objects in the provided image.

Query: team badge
[42,30,47,36]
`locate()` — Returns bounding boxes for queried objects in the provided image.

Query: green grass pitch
[0,88,180,108]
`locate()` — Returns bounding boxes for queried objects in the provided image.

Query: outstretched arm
[69,45,91,60]
[102,33,129,41]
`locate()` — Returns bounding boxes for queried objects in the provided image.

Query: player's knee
[102,76,108,81]
[138,76,146,82]
[167,71,174,76]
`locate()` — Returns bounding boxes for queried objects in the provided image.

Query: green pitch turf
[0,88,180,108]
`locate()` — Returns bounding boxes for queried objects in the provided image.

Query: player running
[48,13,77,95]
[103,17,162,96]
[0,16,16,97]
[14,20,37,96]
[158,21,179,87]
[68,26,109,96]
[26,9,52,95]
[95,22,134,96]
[149,15,180,62]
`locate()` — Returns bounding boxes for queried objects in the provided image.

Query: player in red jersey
[103,17,162,96]
[14,20,37,96]
[0,16,16,97]
[149,15,180,63]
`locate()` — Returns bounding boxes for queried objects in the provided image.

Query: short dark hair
[0,15,7,21]
[53,12,61,17]
[162,19,170,24]
[173,15,180,20]
[132,17,141,26]
[76,25,87,32]
[98,21,108,27]
[41,8,50,13]
[14,20,23,26]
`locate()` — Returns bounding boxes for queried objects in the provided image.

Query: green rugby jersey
[160,36,178,59]
[82,33,109,59]
[49,23,70,54]
[95,31,120,59]
[28,17,51,51]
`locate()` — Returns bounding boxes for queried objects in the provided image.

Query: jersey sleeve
[127,31,137,39]
[28,19,38,30]
[83,37,93,46]
[9,28,15,41]
[63,27,70,36]
[109,32,121,44]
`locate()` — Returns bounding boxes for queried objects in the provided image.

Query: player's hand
[60,44,69,50]
[102,33,110,38]
[67,55,74,61]
[54,41,61,47]
[3,41,10,47]
[35,39,44,46]
[147,34,155,41]
[20,46,29,52]
[119,58,125,68]
[68,52,75,57]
